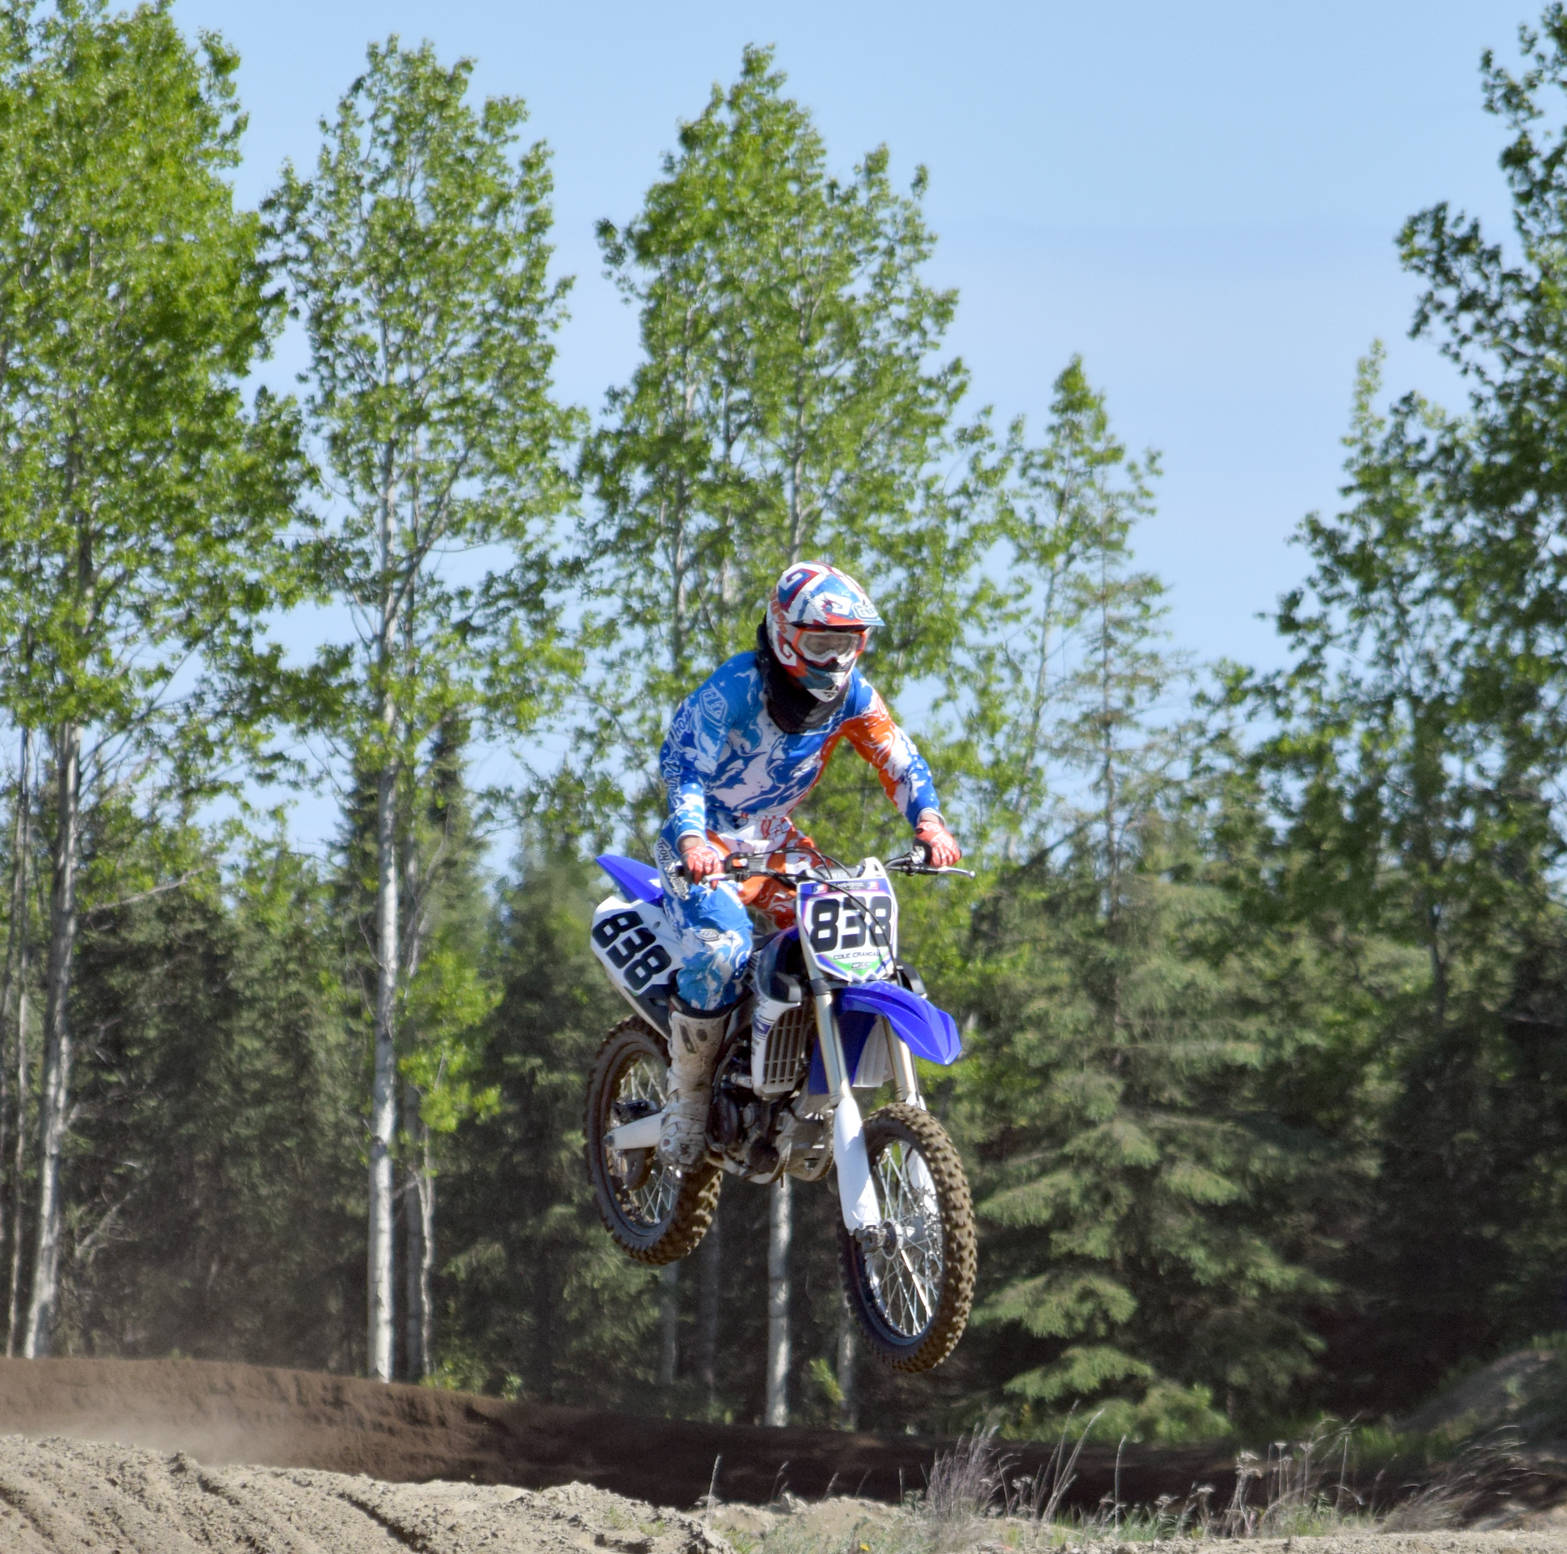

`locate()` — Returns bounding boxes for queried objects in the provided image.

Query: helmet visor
[796,628,866,664]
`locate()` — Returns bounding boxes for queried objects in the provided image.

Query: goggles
[795,628,866,663]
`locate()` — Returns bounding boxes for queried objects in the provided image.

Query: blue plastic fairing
[596,854,664,906]
[806,982,963,1091]
[838,982,962,1066]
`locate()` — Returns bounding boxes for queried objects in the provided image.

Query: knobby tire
[585,1016,720,1266]
[837,1101,976,1373]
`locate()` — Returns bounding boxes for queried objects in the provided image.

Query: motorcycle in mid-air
[584,845,976,1373]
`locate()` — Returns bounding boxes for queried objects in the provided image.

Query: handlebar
[884,848,977,879]
[674,847,975,885]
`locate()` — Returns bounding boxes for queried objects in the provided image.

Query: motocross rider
[655,560,962,1168]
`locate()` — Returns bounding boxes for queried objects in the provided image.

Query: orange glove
[678,835,724,883]
[914,813,961,869]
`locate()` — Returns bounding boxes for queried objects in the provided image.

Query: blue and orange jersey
[660,651,940,840]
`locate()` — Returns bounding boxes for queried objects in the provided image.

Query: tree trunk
[0,727,30,1356]
[401,1090,433,1382]
[658,1264,679,1386]
[697,1207,721,1408]
[23,720,81,1359]
[6,975,26,1358]
[368,758,399,1382]
[764,1176,791,1426]
[835,1303,857,1430]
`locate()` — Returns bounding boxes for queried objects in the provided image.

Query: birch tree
[583,44,1001,827]
[0,0,305,1356]
[267,37,578,1381]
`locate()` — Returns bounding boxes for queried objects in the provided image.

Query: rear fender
[595,854,664,906]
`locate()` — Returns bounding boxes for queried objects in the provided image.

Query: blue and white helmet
[765,561,883,701]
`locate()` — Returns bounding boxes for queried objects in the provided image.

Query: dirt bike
[584,845,976,1374]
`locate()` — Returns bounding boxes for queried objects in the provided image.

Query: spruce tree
[62,815,361,1368]
[434,853,658,1404]
[961,364,1325,1437]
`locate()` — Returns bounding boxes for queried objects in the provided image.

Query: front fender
[837,982,962,1066]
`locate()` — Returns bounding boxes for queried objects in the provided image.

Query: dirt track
[0,1436,735,1554]
[0,1357,1564,1553]
[0,1354,1245,1507]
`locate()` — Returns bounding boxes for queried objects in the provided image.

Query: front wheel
[585,1016,720,1266]
[837,1102,976,1373]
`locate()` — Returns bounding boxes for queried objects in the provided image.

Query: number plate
[799,877,897,983]
[591,900,679,1000]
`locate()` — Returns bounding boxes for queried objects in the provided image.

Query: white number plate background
[799,878,897,982]
[591,901,679,999]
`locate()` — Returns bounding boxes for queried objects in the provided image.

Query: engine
[709,929,830,1182]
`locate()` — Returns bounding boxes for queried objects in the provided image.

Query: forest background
[0,0,1564,1443]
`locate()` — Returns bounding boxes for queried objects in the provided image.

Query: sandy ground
[0,1435,734,1553]
[0,1357,1565,1553]
[4,1439,1567,1554]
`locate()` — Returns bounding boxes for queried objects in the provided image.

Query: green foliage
[953,368,1330,1436]
[61,819,362,1369]
[267,33,581,754]
[956,358,1158,861]
[0,0,307,775]
[397,717,503,1141]
[580,43,1003,837]
[434,853,659,1402]
[1229,7,1567,1400]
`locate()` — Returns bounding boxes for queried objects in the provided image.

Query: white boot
[658,997,727,1169]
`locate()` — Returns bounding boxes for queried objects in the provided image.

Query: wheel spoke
[863,1137,944,1338]
[588,1018,720,1269]
[609,1052,679,1226]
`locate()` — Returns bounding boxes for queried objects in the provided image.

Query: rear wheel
[585,1016,720,1265]
[837,1102,975,1373]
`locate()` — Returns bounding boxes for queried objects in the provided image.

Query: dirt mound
[0,1354,1237,1509]
[4,1438,1567,1554]
[0,1434,734,1554]
[1,1358,1567,1553]
[1398,1348,1567,1442]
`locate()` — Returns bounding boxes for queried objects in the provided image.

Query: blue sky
[165,0,1520,849]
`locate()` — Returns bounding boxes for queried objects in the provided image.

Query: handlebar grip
[673,852,754,884]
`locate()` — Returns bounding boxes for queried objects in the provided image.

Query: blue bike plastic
[807,981,962,1093]
[596,853,664,906]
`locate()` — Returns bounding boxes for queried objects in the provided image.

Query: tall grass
[925,1414,1100,1529]
[715,1413,1526,1554]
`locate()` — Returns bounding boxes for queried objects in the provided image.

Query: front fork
[812,977,921,1234]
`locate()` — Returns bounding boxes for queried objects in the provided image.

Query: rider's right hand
[678,835,725,883]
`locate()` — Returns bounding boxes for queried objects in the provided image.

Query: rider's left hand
[914,813,961,869]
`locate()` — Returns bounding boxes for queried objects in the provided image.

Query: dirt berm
[1,1356,1567,1554]
[0,1354,1235,1506]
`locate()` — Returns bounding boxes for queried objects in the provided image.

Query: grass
[705,1411,1526,1554]
[1378,1427,1528,1532]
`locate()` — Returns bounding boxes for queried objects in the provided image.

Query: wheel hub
[853,1219,900,1255]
